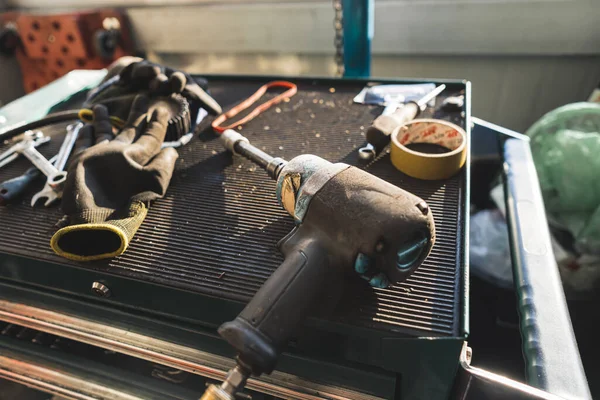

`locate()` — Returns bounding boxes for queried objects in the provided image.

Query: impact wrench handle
[203,130,436,400]
[219,233,331,375]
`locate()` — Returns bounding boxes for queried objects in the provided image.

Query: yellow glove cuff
[51,201,148,261]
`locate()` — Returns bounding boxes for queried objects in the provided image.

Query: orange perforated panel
[18,14,88,59]
[2,10,132,93]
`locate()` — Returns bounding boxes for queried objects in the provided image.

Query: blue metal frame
[342,0,373,78]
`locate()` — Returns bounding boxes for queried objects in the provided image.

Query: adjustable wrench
[0,131,49,169]
[10,138,63,191]
[31,123,81,207]
[5,128,72,207]
[0,155,58,205]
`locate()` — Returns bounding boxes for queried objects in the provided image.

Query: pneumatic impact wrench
[201,130,436,400]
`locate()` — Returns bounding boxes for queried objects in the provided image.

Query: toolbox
[0,75,470,400]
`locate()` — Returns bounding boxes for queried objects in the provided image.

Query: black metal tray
[0,76,468,338]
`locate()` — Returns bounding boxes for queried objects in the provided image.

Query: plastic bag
[526,102,600,256]
[469,209,513,289]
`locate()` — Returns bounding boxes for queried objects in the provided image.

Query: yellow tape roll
[390,118,467,180]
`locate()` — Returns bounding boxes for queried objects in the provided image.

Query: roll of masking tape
[390,118,467,180]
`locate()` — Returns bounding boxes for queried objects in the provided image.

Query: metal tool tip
[358,144,375,161]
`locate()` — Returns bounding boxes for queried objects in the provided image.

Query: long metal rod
[234,140,276,170]
[231,135,287,179]
[0,356,144,400]
[0,299,383,400]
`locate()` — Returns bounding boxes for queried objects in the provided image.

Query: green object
[526,102,600,254]
[0,69,106,134]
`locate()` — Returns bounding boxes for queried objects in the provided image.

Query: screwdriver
[358,84,446,160]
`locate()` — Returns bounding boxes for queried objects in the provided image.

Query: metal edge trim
[0,299,384,400]
[470,117,530,142]
[461,80,472,338]
[199,74,472,87]
[0,357,142,400]
[457,343,564,400]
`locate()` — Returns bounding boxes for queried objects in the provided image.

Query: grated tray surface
[0,78,466,336]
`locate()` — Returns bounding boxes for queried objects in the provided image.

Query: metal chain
[333,0,344,77]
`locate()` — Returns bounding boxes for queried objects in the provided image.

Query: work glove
[86,57,222,124]
[50,96,179,261]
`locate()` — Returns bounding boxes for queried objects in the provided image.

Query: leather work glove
[86,57,222,122]
[50,96,179,261]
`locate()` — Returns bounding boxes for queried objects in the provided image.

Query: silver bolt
[220,365,250,397]
[416,201,429,215]
[358,144,376,161]
[91,282,111,298]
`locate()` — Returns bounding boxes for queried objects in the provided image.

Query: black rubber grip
[0,167,41,206]
[503,138,591,400]
[218,230,332,374]
[366,102,420,154]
